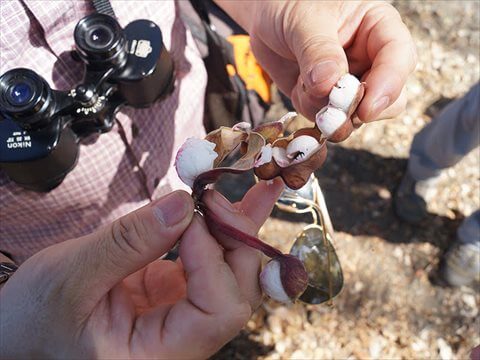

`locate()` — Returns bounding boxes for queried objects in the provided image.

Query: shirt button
[131,123,140,138]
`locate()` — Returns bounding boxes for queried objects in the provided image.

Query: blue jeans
[408,83,480,244]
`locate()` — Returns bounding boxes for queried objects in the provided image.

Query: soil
[212,1,479,359]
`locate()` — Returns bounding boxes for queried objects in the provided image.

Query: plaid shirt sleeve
[0,0,207,263]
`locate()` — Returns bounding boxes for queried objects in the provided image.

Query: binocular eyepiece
[75,13,128,70]
[0,69,54,129]
[0,13,175,192]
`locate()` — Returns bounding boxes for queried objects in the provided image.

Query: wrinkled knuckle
[282,1,301,32]
[300,35,340,59]
[110,214,146,258]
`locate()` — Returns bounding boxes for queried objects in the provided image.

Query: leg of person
[409,83,480,180]
[395,83,480,223]
[442,210,480,287]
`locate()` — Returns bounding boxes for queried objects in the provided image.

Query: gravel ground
[212,1,480,359]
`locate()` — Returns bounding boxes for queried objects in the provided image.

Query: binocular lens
[74,14,126,69]
[85,25,115,50]
[8,82,33,106]
[0,68,53,128]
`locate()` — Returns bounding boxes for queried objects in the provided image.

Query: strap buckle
[0,262,18,285]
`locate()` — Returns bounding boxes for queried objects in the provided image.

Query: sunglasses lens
[290,226,343,304]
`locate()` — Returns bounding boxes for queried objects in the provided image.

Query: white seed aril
[286,135,320,164]
[232,122,252,132]
[174,138,218,187]
[272,146,290,168]
[277,111,298,124]
[259,259,291,304]
[328,73,361,113]
[255,144,273,167]
[315,106,347,137]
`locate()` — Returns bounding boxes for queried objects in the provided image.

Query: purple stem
[202,205,283,259]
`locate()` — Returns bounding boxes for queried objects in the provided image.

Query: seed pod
[326,118,354,143]
[279,142,327,189]
[315,73,365,142]
[254,159,281,180]
[260,255,309,303]
[175,138,218,187]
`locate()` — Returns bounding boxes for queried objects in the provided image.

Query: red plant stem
[202,205,283,259]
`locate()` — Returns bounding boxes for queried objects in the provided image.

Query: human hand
[0,180,284,359]
[217,1,416,123]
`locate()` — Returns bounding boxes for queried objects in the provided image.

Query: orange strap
[226,34,272,103]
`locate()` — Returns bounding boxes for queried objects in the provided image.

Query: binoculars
[0,13,174,192]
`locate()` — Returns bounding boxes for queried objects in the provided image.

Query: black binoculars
[0,13,174,192]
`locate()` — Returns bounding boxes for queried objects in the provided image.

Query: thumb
[290,16,348,97]
[74,190,194,298]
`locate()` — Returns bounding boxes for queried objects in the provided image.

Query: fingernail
[263,177,284,194]
[153,191,189,227]
[306,60,340,89]
[352,115,363,129]
[369,96,390,120]
[271,177,285,197]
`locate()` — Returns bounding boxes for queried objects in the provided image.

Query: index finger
[204,178,285,304]
[154,215,251,359]
[356,6,416,122]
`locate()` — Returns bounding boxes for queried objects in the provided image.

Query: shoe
[441,241,480,287]
[394,171,438,224]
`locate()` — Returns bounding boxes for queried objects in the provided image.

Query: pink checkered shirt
[0,0,207,263]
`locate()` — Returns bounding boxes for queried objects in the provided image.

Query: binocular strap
[92,0,115,17]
